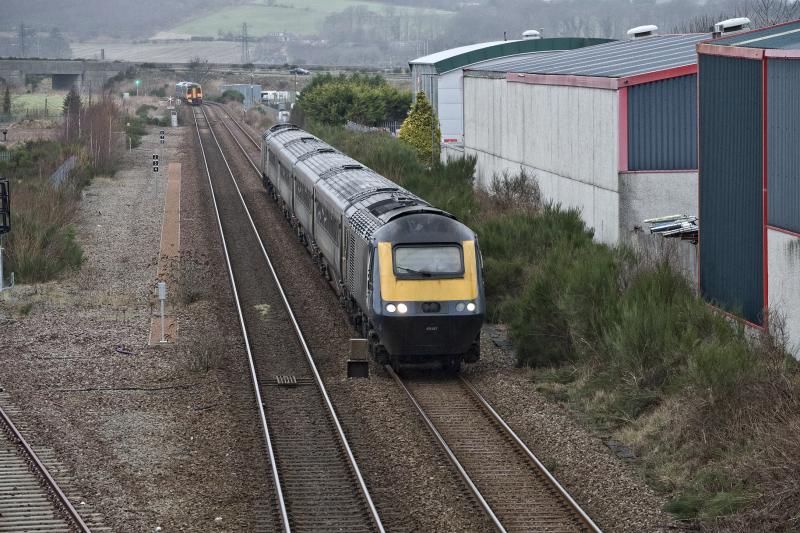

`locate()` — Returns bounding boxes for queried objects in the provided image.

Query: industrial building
[409,35,610,154]
[461,32,708,246]
[698,19,800,356]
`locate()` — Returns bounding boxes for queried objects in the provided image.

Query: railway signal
[159,129,165,144]
[152,153,159,173]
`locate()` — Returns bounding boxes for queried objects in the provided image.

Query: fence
[345,120,401,135]
[50,155,77,188]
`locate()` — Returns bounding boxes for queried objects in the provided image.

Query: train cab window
[393,245,464,279]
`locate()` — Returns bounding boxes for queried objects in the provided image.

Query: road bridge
[0,58,127,89]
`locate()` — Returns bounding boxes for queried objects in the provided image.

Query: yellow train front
[175,81,203,105]
[368,212,484,371]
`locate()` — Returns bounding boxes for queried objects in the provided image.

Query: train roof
[264,124,453,239]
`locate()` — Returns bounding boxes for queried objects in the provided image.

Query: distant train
[175,81,203,105]
[261,124,485,372]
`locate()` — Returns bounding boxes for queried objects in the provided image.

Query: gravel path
[0,121,271,532]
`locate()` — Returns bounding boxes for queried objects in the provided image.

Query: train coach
[175,81,203,105]
[260,124,484,372]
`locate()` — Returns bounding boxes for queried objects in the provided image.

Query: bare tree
[746,0,800,27]
[187,56,212,84]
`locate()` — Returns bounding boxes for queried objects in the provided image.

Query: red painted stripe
[707,302,766,330]
[767,225,800,239]
[506,72,618,90]
[696,58,702,294]
[618,86,628,172]
[762,57,769,326]
[618,64,697,87]
[765,49,800,59]
[697,43,764,60]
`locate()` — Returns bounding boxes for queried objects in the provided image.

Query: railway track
[192,105,383,533]
[203,102,602,532]
[0,393,97,533]
[388,369,601,533]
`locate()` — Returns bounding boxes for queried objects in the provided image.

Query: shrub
[398,91,440,164]
[135,104,157,117]
[297,73,411,126]
[483,167,542,215]
[220,90,245,103]
[185,334,227,372]
[149,86,166,97]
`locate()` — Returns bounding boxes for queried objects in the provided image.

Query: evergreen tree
[2,85,10,114]
[398,91,441,165]
[63,87,81,142]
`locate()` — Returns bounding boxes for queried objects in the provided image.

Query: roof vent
[522,29,542,40]
[627,25,658,40]
[713,17,751,37]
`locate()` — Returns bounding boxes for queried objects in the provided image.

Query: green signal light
[135,80,141,85]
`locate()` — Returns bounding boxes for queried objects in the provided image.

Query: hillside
[1,0,245,38]
[168,0,453,38]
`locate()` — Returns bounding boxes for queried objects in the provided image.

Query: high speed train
[175,81,203,105]
[261,124,484,371]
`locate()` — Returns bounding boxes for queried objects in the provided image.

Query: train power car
[175,81,203,105]
[261,124,484,372]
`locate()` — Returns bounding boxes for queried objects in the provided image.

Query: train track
[388,369,601,533]
[192,104,383,532]
[0,394,95,533]
[203,102,602,532]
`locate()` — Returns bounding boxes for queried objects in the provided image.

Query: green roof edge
[422,37,615,74]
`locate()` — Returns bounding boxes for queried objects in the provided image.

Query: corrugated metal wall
[699,54,764,324]
[411,64,438,111]
[628,75,697,170]
[768,58,800,234]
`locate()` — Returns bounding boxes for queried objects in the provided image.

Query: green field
[10,93,68,114]
[170,0,452,37]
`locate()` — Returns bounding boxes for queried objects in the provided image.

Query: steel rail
[199,104,385,533]
[191,107,291,533]
[0,404,92,533]
[210,103,598,533]
[459,376,602,533]
[208,102,261,150]
[385,365,507,533]
[206,101,261,150]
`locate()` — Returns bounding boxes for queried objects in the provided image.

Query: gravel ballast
[210,105,678,532]
[0,122,272,532]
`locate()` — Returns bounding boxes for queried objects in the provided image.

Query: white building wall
[619,171,699,280]
[464,76,620,244]
[768,229,800,359]
[437,70,463,143]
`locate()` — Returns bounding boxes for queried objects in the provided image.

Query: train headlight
[466,302,476,312]
[455,303,466,312]
[397,303,408,314]
[386,303,397,313]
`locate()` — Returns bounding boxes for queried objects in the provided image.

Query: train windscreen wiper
[396,266,433,277]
